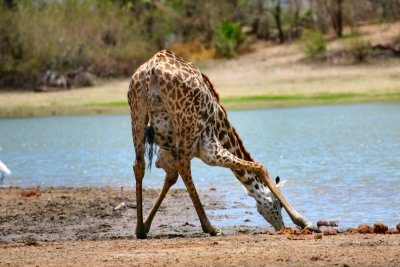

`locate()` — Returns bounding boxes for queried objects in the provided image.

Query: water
[1,103,399,227]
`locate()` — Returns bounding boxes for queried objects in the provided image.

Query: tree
[272,0,285,43]
[332,0,343,37]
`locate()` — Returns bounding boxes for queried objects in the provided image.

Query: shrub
[345,35,372,63]
[213,21,243,58]
[169,40,215,62]
[300,30,327,58]
[0,0,155,89]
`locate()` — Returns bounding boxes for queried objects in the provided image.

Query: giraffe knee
[166,171,179,186]
[176,160,190,176]
[133,160,145,181]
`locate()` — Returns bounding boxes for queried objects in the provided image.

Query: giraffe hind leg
[144,149,178,233]
[128,76,149,239]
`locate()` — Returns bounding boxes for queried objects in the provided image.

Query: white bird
[0,160,11,185]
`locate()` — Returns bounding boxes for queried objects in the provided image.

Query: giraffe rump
[144,125,156,170]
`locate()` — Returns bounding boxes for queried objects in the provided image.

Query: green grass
[2,91,399,118]
[221,93,360,103]
[85,92,400,110]
[221,92,400,110]
[86,101,128,107]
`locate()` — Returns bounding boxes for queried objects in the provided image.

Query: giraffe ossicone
[128,50,319,238]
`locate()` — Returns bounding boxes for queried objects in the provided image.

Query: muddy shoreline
[0,186,271,243]
[1,187,399,266]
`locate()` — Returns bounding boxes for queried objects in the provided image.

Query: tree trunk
[335,0,343,37]
[4,0,15,9]
[274,0,284,43]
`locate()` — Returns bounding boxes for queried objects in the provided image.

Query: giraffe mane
[201,73,220,102]
[231,126,254,162]
[201,73,254,162]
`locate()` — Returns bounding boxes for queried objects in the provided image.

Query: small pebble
[114,202,126,210]
[317,220,338,227]
[385,229,398,234]
[323,229,337,236]
[314,234,323,240]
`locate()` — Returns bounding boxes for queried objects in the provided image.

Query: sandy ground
[1,187,399,266]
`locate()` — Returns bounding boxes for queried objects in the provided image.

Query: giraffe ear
[276,180,287,189]
[275,176,280,184]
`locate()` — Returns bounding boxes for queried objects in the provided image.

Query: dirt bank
[1,187,399,266]
[0,187,269,243]
[1,31,400,117]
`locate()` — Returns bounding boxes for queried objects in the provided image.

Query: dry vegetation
[1,21,399,117]
[1,0,400,90]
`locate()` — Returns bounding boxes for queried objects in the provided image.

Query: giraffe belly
[150,111,175,151]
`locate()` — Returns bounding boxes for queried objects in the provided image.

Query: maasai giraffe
[128,50,319,239]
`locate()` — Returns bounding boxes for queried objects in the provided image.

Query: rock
[322,229,337,236]
[301,229,312,235]
[345,228,356,234]
[41,70,68,90]
[356,224,374,234]
[113,202,126,210]
[373,222,388,234]
[397,223,400,233]
[277,227,311,235]
[314,234,323,240]
[317,220,339,227]
[66,69,94,87]
[385,229,398,234]
[181,222,195,227]
[21,190,41,198]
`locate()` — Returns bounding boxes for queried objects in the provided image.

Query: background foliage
[1,0,399,89]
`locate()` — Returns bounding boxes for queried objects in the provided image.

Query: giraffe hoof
[305,223,321,233]
[136,233,147,239]
[210,227,222,236]
[135,228,147,239]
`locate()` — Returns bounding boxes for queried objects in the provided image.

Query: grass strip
[87,92,400,108]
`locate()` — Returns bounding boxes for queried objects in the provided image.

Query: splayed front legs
[200,139,319,232]
[255,167,319,231]
[177,160,221,236]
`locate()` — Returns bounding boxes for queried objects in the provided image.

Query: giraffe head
[255,176,287,231]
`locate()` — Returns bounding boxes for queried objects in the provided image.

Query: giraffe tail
[144,125,156,170]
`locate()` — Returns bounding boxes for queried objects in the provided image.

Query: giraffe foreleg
[199,139,320,232]
[176,159,221,236]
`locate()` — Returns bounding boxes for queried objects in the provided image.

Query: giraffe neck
[202,73,274,206]
[216,106,271,203]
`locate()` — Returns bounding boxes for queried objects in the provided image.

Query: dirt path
[1,187,399,266]
[1,24,400,117]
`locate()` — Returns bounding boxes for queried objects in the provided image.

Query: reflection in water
[1,103,399,227]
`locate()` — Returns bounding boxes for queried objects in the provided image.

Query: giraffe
[127,50,319,239]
